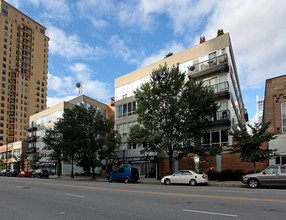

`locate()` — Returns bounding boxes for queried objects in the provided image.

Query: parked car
[107,167,139,183]
[32,169,49,178]
[7,170,19,177]
[0,169,10,176]
[242,165,286,188]
[161,170,208,186]
[18,171,32,178]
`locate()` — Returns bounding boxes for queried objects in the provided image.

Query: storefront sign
[118,156,156,164]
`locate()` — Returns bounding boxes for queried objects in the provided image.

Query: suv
[242,165,286,188]
[107,167,139,183]
[32,169,49,178]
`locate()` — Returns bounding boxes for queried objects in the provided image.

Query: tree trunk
[253,161,257,173]
[71,155,74,178]
[169,152,173,175]
[57,159,61,178]
[92,167,95,179]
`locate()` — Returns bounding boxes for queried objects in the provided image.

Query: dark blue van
[107,167,139,183]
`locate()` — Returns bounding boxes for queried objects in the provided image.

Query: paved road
[0,177,285,220]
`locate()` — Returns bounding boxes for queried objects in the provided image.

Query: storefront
[117,156,157,179]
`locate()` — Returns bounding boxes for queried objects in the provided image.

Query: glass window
[281,166,286,173]
[264,167,278,174]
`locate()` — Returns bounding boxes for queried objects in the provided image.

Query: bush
[207,169,245,181]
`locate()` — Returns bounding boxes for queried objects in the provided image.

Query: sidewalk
[50,175,244,187]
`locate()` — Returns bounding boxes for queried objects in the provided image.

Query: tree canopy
[230,121,277,172]
[128,64,219,174]
[43,105,120,179]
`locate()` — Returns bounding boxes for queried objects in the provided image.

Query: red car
[18,171,32,177]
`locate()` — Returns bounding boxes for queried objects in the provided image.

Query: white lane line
[182,209,238,218]
[65,193,85,198]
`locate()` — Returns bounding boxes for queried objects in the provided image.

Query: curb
[49,176,244,187]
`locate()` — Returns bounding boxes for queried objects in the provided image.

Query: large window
[282,103,286,132]
[116,101,136,119]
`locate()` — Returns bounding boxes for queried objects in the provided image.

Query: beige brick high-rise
[0,0,49,146]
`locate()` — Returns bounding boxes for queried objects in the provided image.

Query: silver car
[242,165,286,188]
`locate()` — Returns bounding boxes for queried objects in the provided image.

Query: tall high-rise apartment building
[0,0,49,146]
[114,33,252,178]
[256,95,264,123]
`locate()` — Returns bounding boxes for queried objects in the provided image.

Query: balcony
[26,126,37,132]
[211,81,230,99]
[212,110,231,126]
[188,54,229,79]
[25,135,37,143]
[26,147,36,154]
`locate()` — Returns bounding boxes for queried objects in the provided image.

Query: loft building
[114,33,252,179]
[26,95,114,175]
[263,75,286,165]
[0,0,49,146]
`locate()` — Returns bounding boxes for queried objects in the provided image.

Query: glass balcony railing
[188,54,228,77]
[210,81,229,93]
[213,110,230,122]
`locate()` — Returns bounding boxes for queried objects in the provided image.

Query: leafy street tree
[30,152,41,170]
[13,154,26,171]
[99,130,121,173]
[43,127,64,178]
[230,121,277,172]
[0,156,5,170]
[43,104,120,179]
[56,105,86,178]
[128,64,219,174]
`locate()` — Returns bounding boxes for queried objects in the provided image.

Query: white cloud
[48,73,75,96]
[68,63,113,102]
[193,0,286,89]
[47,96,76,108]
[47,63,112,107]
[47,25,107,60]
[138,41,185,68]
[75,0,115,28]
[109,35,136,62]
[7,0,71,23]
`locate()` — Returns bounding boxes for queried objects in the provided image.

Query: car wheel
[189,179,197,186]
[124,178,129,183]
[164,179,171,185]
[248,178,259,188]
[108,177,112,182]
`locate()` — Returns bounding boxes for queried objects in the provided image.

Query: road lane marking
[182,209,238,218]
[65,193,85,198]
[5,179,286,203]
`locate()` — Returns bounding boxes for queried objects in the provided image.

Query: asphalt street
[0,177,285,220]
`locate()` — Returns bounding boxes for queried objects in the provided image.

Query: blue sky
[6,0,286,124]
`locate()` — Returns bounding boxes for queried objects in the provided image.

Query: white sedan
[161,170,208,186]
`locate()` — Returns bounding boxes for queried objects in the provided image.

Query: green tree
[230,121,277,172]
[30,152,41,170]
[13,154,26,172]
[43,105,120,179]
[99,130,121,173]
[164,52,173,58]
[55,105,86,178]
[128,64,219,174]
[43,127,65,178]
[0,156,5,170]
[80,108,120,179]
